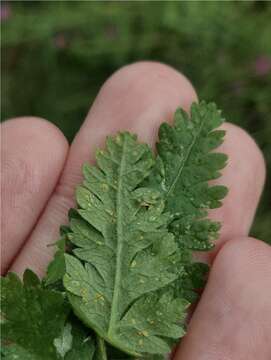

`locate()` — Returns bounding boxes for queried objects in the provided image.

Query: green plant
[1,102,228,358]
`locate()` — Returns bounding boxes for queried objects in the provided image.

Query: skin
[1,62,270,359]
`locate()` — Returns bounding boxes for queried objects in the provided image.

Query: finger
[206,123,266,261]
[10,62,264,275]
[1,117,68,274]
[175,237,271,360]
[10,62,197,276]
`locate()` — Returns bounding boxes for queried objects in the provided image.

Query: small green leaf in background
[65,318,95,360]
[45,237,67,287]
[54,323,73,358]
[1,271,95,359]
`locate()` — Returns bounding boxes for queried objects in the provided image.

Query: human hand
[2,62,270,359]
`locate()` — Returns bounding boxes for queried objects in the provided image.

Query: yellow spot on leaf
[94,293,105,302]
[138,330,148,337]
[101,183,109,191]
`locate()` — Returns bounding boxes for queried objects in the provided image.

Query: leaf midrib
[165,112,206,200]
[108,136,127,337]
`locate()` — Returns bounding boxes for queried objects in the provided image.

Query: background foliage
[1,1,271,243]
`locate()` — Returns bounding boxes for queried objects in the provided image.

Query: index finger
[10,61,265,275]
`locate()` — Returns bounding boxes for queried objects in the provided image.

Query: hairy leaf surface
[155,101,228,251]
[63,132,187,356]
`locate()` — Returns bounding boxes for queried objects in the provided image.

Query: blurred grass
[1,1,271,243]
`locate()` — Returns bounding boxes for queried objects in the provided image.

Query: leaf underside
[63,132,188,356]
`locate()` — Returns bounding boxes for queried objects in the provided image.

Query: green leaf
[65,318,95,360]
[63,132,186,356]
[118,292,188,353]
[54,323,73,358]
[176,262,210,303]
[45,237,67,287]
[45,209,79,288]
[106,343,165,360]
[23,268,41,287]
[156,101,228,251]
[1,271,95,359]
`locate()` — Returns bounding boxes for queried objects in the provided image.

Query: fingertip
[85,61,198,146]
[3,116,69,156]
[1,117,68,274]
[98,61,198,111]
